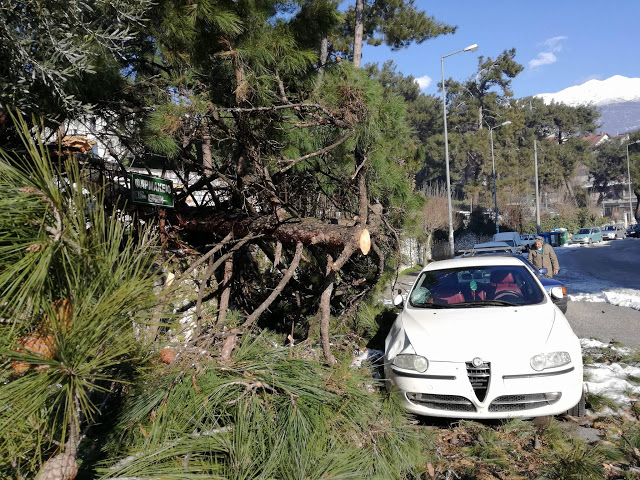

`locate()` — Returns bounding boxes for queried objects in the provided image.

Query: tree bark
[174,211,373,250]
[315,36,329,92]
[318,254,336,364]
[217,256,234,326]
[243,241,303,327]
[353,0,364,68]
[202,129,212,172]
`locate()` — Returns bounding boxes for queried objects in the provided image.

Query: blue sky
[361,0,640,98]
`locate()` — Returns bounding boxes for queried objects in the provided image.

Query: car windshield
[409,265,545,308]
[578,229,591,234]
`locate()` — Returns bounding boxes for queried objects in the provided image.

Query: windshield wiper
[412,303,447,309]
[447,301,499,308]
[471,300,518,307]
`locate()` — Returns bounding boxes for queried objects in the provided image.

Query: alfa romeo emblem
[472,357,484,367]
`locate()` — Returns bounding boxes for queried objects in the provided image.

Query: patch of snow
[351,348,383,369]
[567,289,640,311]
[584,362,640,405]
[580,338,630,354]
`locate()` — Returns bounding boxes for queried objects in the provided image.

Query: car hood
[539,277,562,288]
[399,305,555,361]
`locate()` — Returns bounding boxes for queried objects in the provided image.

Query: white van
[491,232,525,249]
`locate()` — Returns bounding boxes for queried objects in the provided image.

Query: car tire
[566,395,586,417]
[587,238,592,245]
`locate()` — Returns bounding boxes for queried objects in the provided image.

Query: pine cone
[45,298,73,332]
[35,452,78,480]
[11,332,55,375]
[159,346,176,364]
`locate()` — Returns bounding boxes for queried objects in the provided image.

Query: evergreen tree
[339,0,456,67]
[0,0,154,125]
[0,114,170,478]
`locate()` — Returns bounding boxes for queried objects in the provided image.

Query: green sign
[131,173,174,208]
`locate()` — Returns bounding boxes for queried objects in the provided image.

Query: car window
[409,265,544,308]
[594,228,600,233]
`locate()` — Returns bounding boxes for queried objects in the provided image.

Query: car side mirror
[539,267,548,275]
[393,293,404,308]
[550,286,563,299]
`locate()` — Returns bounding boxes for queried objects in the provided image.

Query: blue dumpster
[546,232,560,247]
[540,233,551,245]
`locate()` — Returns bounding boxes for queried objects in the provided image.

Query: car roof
[472,241,511,248]
[421,255,525,272]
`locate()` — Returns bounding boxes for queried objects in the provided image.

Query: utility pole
[534,140,541,234]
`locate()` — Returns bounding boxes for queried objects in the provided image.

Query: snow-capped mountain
[535,75,640,134]
[536,75,640,107]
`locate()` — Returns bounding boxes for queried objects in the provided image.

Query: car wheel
[566,394,586,417]
[587,238,592,245]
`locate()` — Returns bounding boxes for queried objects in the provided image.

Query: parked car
[517,256,568,313]
[627,224,640,238]
[459,246,568,314]
[602,224,626,240]
[492,232,526,249]
[385,255,584,419]
[520,234,537,249]
[570,227,602,245]
[466,241,519,255]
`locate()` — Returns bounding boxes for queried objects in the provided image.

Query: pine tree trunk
[353,0,364,68]
[315,36,328,92]
[217,256,234,326]
[202,130,212,172]
[319,254,336,364]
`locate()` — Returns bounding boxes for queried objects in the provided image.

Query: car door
[593,228,602,242]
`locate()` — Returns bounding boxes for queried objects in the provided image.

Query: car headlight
[393,354,429,373]
[530,351,571,371]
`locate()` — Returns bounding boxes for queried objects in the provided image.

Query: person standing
[528,236,559,278]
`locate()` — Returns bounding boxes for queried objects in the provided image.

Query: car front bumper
[552,296,568,313]
[571,238,590,244]
[385,360,583,419]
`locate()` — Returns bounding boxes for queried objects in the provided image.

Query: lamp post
[489,120,511,233]
[442,43,478,257]
[626,139,640,224]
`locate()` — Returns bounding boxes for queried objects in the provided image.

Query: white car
[384,256,584,419]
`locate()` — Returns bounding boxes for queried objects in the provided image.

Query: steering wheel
[493,289,524,301]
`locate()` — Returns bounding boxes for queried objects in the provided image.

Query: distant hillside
[597,102,640,135]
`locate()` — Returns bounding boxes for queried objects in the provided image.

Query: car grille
[406,393,476,412]
[488,393,562,412]
[466,361,490,402]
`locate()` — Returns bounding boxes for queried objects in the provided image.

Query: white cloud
[414,75,432,91]
[529,52,558,69]
[544,35,568,52]
[528,36,567,70]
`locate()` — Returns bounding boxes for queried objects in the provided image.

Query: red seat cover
[488,270,521,298]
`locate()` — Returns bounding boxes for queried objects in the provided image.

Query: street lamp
[442,43,478,257]
[489,120,511,233]
[626,139,640,224]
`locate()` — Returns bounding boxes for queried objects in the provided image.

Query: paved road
[555,239,640,347]
[387,240,640,347]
